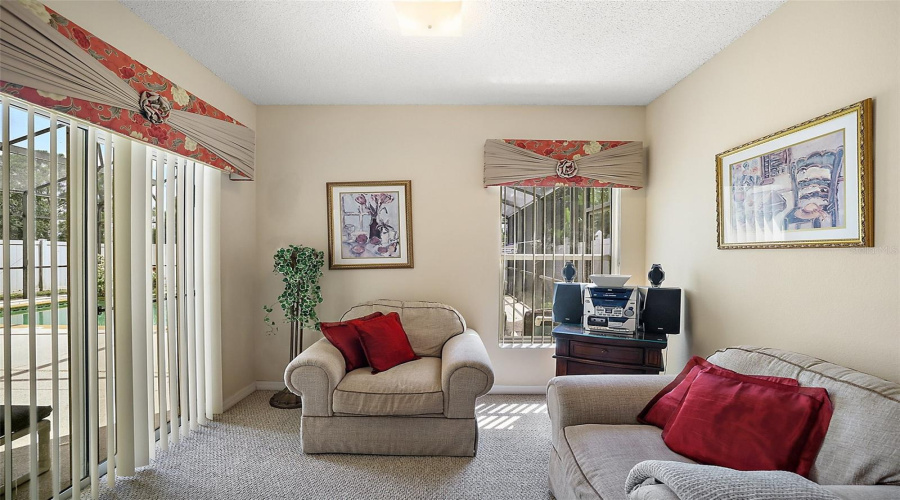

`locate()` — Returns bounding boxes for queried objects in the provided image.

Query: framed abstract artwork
[716,99,874,249]
[326,181,414,269]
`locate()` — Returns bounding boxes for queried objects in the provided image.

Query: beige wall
[254,106,646,386]
[45,1,261,402]
[645,1,900,382]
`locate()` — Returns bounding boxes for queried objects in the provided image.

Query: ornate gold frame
[326,180,414,269]
[716,98,874,249]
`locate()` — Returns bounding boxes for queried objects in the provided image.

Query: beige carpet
[90,391,552,500]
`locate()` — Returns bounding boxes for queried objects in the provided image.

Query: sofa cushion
[662,370,832,477]
[332,357,443,416]
[708,346,900,486]
[342,300,467,357]
[638,355,799,429]
[563,424,694,500]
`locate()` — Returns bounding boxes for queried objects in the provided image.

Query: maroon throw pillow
[637,356,800,428]
[355,312,419,374]
[662,370,833,477]
[319,312,383,371]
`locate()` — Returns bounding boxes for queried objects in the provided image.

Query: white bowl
[589,274,631,287]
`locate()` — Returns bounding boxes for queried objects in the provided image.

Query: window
[499,186,617,345]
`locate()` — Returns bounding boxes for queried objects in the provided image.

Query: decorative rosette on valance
[483,139,644,189]
[0,0,255,179]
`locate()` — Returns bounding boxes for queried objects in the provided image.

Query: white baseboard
[488,385,546,395]
[222,382,258,411]
[256,380,285,391]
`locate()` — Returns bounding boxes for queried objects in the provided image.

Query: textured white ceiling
[120,1,783,106]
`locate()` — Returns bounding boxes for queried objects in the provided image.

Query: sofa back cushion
[708,346,900,486]
[342,300,466,357]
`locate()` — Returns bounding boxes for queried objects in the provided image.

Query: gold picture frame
[326,180,414,269]
[716,98,874,249]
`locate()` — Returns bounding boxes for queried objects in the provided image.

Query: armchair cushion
[342,300,467,357]
[319,312,383,371]
[356,312,420,373]
[333,357,443,416]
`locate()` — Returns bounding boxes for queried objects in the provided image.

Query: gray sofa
[548,346,900,500]
[284,300,494,456]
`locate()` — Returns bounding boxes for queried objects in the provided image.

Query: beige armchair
[284,300,494,456]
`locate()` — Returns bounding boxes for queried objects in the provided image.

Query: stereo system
[553,282,681,336]
[583,286,641,333]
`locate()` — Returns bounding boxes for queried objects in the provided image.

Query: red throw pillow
[319,312,383,371]
[355,312,419,374]
[662,370,833,477]
[637,356,799,428]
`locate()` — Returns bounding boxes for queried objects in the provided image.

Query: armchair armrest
[441,329,495,418]
[547,374,674,447]
[284,338,347,416]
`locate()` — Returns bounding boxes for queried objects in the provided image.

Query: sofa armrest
[441,330,495,418]
[547,374,674,447]
[284,338,347,416]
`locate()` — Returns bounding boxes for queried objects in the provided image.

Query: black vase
[648,264,665,288]
[369,219,381,239]
[562,261,577,283]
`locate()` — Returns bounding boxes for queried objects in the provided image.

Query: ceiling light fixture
[392,1,463,37]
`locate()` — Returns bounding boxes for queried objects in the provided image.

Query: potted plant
[264,244,324,409]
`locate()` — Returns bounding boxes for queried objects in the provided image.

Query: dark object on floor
[269,388,303,410]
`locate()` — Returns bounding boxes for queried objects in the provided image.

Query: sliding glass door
[0,94,219,500]
[1,97,72,499]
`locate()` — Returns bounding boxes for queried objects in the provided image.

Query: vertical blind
[0,94,223,500]
[499,186,617,346]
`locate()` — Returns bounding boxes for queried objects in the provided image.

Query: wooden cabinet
[552,327,667,376]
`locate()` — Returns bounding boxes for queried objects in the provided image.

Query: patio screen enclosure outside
[500,186,616,345]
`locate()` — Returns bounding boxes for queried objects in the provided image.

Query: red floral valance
[0,0,253,178]
[483,139,645,189]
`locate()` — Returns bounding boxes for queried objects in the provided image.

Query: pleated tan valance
[0,0,255,179]
[483,139,644,188]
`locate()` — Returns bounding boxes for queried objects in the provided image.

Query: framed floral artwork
[326,181,414,269]
[716,98,874,249]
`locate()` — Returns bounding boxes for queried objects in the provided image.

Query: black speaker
[642,287,681,335]
[552,283,584,324]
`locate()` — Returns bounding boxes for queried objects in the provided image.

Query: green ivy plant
[263,244,325,332]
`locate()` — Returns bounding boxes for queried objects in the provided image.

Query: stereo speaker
[552,283,584,324]
[642,287,682,335]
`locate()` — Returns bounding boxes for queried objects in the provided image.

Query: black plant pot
[270,321,304,410]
